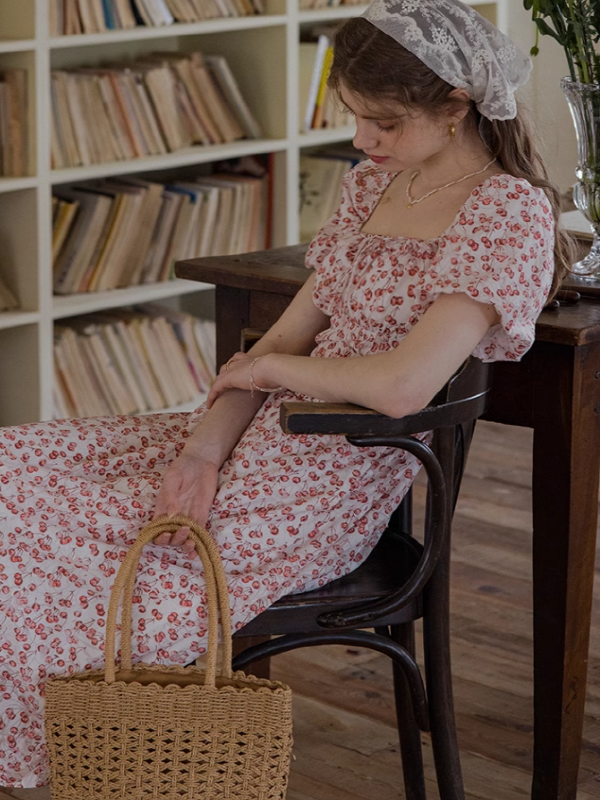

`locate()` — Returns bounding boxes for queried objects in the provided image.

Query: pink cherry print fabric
[0,162,554,787]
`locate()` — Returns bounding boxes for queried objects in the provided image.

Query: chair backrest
[430,356,492,510]
[279,357,493,629]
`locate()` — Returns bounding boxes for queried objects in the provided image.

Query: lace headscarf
[362,0,532,120]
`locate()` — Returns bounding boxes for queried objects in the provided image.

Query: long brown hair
[329,18,573,297]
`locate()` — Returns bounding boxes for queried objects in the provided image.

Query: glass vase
[561,77,600,278]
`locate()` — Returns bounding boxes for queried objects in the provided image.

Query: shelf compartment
[0,51,36,178]
[49,27,288,169]
[50,138,287,184]
[52,305,214,420]
[50,14,288,48]
[0,324,40,425]
[0,1,35,41]
[0,189,38,312]
[185,26,287,139]
[52,278,212,319]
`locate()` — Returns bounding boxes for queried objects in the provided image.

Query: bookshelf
[0,0,507,427]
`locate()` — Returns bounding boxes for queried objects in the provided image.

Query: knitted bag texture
[44,515,293,800]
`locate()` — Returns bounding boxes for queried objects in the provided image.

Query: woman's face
[339,82,450,173]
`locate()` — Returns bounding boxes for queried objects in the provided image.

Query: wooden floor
[2,420,600,800]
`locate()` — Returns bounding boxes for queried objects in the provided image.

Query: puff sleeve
[430,177,555,362]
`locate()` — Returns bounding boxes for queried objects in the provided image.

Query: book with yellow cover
[303,35,329,132]
[311,45,333,130]
[52,197,80,262]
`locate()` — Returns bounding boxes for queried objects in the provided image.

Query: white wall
[508,0,578,191]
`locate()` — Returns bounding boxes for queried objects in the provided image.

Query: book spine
[101,0,117,28]
[304,35,330,133]
[311,45,333,130]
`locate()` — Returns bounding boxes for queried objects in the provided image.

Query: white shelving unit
[0,0,506,427]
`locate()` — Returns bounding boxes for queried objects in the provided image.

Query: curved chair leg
[390,623,426,800]
[422,567,463,793]
[423,426,465,800]
[423,597,464,800]
[233,629,429,730]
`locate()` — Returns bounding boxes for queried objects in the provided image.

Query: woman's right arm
[152,271,329,554]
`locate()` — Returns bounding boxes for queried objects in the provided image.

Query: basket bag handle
[104,515,233,687]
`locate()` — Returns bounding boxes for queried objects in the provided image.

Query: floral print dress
[0,163,554,787]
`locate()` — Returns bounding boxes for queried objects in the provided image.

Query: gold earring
[449,123,456,138]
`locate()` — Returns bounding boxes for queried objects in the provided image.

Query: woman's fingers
[152,527,190,548]
[152,526,198,560]
[180,538,198,559]
[153,472,180,518]
[206,375,231,408]
[206,384,220,408]
[170,526,190,546]
[208,354,256,408]
[218,351,245,375]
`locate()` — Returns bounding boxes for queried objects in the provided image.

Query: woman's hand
[152,452,219,559]
[206,352,282,408]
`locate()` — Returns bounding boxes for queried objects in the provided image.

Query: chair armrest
[280,393,489,437]
[280,402,383,434]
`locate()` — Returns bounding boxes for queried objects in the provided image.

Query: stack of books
[53,305,216,418]
[50,0,263,35]
[299,145,362,241]
[0,272,18,312]
[52,164,269,295]
[299,32,349,132]
[0,69,28,177]
[51,51,262,168]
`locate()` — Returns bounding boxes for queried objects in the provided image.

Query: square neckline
[358,168,510,245]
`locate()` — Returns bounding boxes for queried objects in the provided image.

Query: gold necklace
[405,158,496,209]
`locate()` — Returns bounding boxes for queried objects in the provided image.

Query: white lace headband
[362,0,532,120]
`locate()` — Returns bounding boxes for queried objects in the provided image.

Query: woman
[0,0,569,787]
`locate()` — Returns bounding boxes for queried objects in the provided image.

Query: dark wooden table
[177,245,600,800]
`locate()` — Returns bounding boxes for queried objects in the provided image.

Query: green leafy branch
[523,0,600,84]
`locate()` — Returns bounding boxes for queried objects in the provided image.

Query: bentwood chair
[231,355,492,800]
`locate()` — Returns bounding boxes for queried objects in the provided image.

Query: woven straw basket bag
[44,515,293,800]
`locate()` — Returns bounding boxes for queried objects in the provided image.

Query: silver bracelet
[248,357,283,396]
